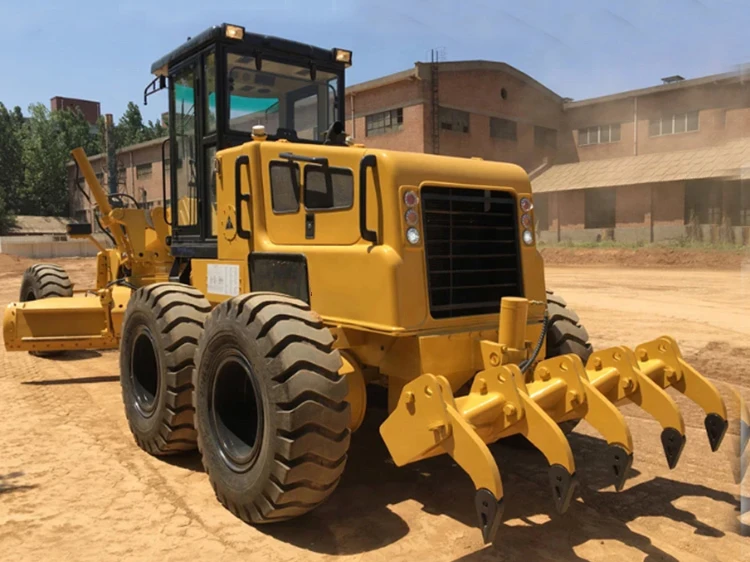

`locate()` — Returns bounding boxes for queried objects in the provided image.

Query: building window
[439,107,470,133]
[95,172,104,185]
[578,123,621,146]
[534,126,557,149]
[489,117,517,141]
[136,163,153,179]
[584,188,616,229]
[365,108,403,136]
[649,111,699,136]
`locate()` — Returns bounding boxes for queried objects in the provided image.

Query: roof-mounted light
[225,24,245,40]
[334,48,352,66]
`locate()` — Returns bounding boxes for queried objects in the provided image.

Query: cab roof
[150,23,347,76]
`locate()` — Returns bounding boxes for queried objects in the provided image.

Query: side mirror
[66,223,93,237]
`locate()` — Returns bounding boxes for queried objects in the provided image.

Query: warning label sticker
[207,264,240,296]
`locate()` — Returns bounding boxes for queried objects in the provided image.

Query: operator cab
[145,23,351,258]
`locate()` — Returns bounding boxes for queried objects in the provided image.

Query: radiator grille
[421,186,523,319]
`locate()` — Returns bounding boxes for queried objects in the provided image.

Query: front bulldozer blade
[379,334,732,543]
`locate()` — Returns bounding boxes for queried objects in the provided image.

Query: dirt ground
[0,252,748,562]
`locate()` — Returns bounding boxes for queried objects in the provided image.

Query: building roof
[532,137,750,193]
[564,69,744,108]
[67,136,168,167]
[8,215,77,235]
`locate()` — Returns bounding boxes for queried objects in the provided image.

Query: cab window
[269,161,301,214]
[226,54,337,141]
[303,166,354,210]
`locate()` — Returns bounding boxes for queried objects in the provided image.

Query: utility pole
[105,113,117,194]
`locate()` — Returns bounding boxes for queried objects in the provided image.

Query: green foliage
[0,98,165,220]
[116,101,165,147]
[17,103,76,215]
[0,193,15,234]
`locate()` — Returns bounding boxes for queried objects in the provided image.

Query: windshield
[227,53,338,141]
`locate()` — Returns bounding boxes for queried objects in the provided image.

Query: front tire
[545,290,593,434]
[194,293,350,524]
[20,263,74,357]
[545,290,593,365]
[119,283,211,455]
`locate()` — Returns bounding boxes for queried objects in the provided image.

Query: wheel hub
[130,327,160,416]
[210,352,264,473]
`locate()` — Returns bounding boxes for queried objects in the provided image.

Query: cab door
[260,142,366,246]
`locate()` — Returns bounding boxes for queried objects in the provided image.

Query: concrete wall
[0,235,113,259]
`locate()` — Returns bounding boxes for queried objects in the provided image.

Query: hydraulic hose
[518,308,549,374]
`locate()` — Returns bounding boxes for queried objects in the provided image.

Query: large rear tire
[119,283,211,455]
[194,293,350,524]
[20,263,74,357]
[545,290,594,435]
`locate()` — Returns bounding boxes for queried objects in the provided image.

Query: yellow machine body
[3,135,746,544]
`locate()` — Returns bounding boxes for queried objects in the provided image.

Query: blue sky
[0,0,747,123]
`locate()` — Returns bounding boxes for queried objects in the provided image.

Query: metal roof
[531,137,750,193]
[150,24,345,75]
[564,69,743,108]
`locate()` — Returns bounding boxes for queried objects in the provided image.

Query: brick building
[534,70,750,244]
[68,61,750,245]
[51,96,101,125]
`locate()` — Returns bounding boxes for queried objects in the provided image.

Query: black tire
[119,283,211,455]
[20,263,74,357]
[194,292,350,524]
[545,290,594,435]
[545,290,593,365]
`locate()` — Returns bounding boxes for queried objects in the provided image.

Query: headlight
[406,227,421,245]
[522,230,534,245]
[405,209,419,226]
[225,24,245,40]
[521,213,532,229]
[334,48,353,64]
[520,197,533,212]
[404,190,419,207]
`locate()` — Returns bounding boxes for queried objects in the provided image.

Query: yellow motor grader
[4,23,747,543]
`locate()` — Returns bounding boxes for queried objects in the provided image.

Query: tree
[147,119,167,139]
[116,101,151,147]
[0,103,24,217]
[0,192,14,234]
[16,103,100,216]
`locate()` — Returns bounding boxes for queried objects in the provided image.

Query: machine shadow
[38,350,102,361]
[258,409,744,557]
[22,375,119,386]
[0,472,38,496]
[160,452,206,473]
